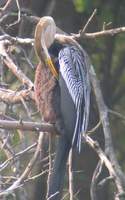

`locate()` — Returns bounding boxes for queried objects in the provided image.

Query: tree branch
[74,27,125,39]
[0,87,34,103]
[89,65,125,192]
[68,149,74,200]
[0,132,45,197]
[81,9,97,33]
[0,0,12,12]
[86,136,125,198]
[0,119,56,133]
[0,40,34,89]
[0,35,34,45]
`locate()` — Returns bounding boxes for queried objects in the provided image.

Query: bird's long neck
[34,21,59,78]
[34,22,44,61]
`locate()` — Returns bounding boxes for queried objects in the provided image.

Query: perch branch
[0,119,56,133]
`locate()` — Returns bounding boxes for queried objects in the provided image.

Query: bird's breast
[34,62,60,123]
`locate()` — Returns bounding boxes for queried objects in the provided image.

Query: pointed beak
[46,58,58,79]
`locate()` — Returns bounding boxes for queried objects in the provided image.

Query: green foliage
[73,0,92,13]
[11,131,20,146]
[0,149,6,162]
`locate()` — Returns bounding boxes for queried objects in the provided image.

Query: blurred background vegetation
[0,0,125,199]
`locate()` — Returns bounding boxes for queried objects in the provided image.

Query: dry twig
[0,87,34,103]
[0,132,45,197]
[82,9,97,33]
[68,149,74,200]
[0,41,34,89]
[88,65,125,198]
[86,136,125,199]
[0,0,12,12]
[0,143,37,172]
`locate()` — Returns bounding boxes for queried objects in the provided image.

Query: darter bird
[34,16,91,200]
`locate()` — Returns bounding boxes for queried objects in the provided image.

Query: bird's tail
[47,134,70,200]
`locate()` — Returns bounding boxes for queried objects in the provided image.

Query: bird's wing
[59,46,91,151]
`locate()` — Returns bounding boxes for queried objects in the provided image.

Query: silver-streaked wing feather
[59,46,91,152]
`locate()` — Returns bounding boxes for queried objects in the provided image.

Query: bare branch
[90,160,103,200]
[82,9,97,33]
[86,136,125,198]
[87,120,101,135]
[68,149,74,200]
[0,0,12,12]
[0,132,45,197]
[13,0,21,25]
[98,176,114,188]
[0,143,37,172]
[0,119,56,133]
[108,109,125,121]
[0,35,34,44]
[0,87,34,103]
[73,27,125,39]
[58,25,125,40]
[0,41,34,89]
[89,65,125,191]
[46,135,53,198]
[5,0,21,27]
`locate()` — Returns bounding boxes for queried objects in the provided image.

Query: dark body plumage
[34,39,91,199]
[34,43,75,199]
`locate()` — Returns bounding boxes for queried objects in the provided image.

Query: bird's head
[34,16,58,78]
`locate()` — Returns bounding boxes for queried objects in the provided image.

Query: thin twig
[47,135,53,198]
[15,0,21,23]
[0,143,37,172]
[87,120,101,134]
[82,9,97,33]
[0,0,12,11]
[0,87,34,103]
[47,191,59,200]
[86,136,125,198]
[7,0,21,27]
[108,109,125,121]
[68,149,74,200]
[98,176,114,188]
[89,64,125,190]
[0,41,34,89]
[0,132,45,197]
[90,160,103,200]
[20,97,32,119]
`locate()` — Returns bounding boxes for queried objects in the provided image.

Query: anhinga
[34,16,91,200]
